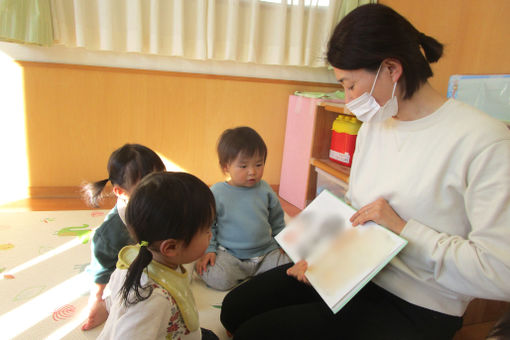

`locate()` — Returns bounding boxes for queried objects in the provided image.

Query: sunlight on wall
[156,152,187,173]
[0,51,29,205]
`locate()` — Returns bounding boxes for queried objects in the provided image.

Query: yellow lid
[332,115,361,135]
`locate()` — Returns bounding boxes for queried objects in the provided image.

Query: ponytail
[120,245,154,306]
[81,179,109,208]
[418,31,443,63]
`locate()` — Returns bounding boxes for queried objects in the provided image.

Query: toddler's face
[224,152,265,188]
[179,226,212,264]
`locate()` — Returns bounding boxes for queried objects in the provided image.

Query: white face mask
[345,64,398,123]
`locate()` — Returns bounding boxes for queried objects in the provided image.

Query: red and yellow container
[329,115,361,167]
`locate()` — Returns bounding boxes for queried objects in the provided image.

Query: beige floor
[1,191,507,340]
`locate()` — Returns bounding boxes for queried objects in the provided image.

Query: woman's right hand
[195,252,216,275]
[286,260,310,285]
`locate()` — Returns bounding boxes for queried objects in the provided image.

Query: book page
[307,225,401,302]
[276,190,407,313]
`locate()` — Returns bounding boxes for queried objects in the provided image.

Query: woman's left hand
[349,197,407,234]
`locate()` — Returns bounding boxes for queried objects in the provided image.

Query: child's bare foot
[81,299,108,331]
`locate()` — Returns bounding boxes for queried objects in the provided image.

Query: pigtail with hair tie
[121,245,154,306]
[81,178,110,208]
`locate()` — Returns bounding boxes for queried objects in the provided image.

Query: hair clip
[139,240,149,247]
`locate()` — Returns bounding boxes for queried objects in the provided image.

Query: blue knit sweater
[206,180,286,259]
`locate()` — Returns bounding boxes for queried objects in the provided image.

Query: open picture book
[275,190,408,314]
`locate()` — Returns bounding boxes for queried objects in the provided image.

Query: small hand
[349,197,406,234]
[195,252,216,275]
[286,260,310,285]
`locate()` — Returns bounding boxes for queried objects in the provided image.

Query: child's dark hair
[81,144,166,207]
[121,171,216,305]
[217,126,267,169]
[327,4,444,99]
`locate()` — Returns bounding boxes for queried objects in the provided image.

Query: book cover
[275,190,407,313]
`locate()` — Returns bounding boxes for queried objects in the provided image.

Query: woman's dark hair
[121,171,216,305]
[217,126,267,169]
[81,144,166,207]
[327,4,444,99]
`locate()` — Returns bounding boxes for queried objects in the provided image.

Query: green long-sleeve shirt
[87,205,134,284]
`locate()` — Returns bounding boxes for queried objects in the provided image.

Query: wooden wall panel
[14,0,509,192]
[380,0,510,95]
[19,62,339,188]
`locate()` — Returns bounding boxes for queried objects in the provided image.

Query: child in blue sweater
[195,126,290,290]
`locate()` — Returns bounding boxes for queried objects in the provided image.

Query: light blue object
[447,74,510,123]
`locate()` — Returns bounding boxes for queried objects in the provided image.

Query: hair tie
[139,241,149,247]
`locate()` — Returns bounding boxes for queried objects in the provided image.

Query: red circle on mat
[52,304,76,321]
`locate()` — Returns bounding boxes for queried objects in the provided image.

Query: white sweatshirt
[347,99,510,316]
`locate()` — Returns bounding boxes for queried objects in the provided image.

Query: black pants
[220,264,463,340]
[201,327,219,340]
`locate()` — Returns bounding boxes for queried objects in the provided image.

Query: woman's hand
[195,252,216,275]
[286,260,310,285]
[349,197,407,234]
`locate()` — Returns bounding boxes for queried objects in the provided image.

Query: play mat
[0,209,229,339]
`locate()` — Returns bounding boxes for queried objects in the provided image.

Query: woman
[220,4,510,340]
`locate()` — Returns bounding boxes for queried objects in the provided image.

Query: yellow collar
[117,245,199,332]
